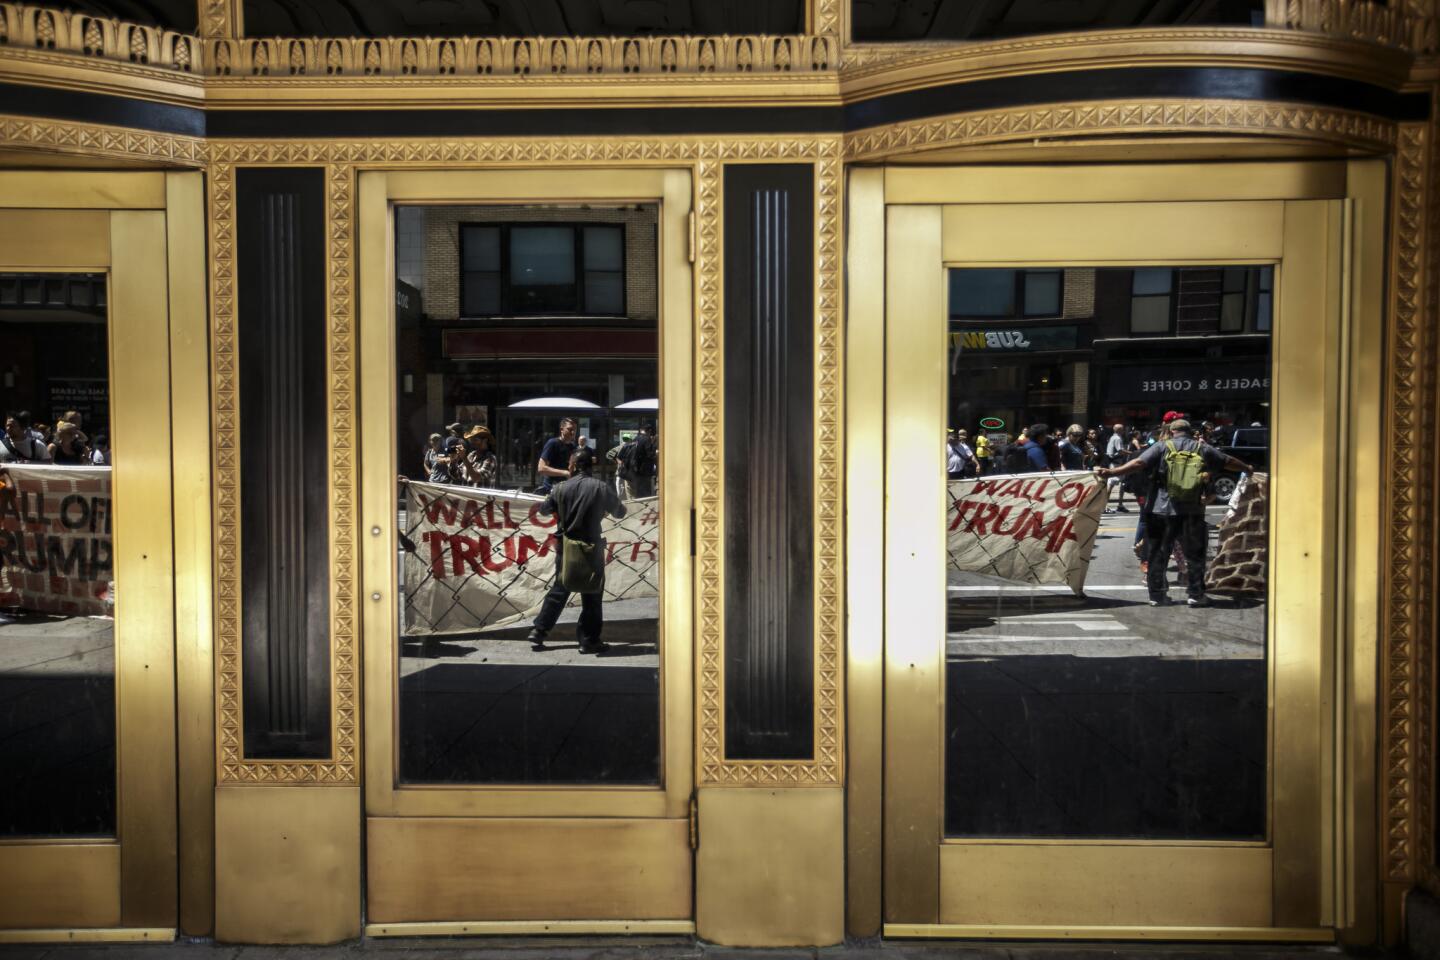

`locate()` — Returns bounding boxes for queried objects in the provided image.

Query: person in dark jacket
[527,446,627,655]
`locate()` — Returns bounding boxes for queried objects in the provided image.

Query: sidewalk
[0,938,1390,960]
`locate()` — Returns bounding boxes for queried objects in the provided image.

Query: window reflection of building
[947,267,1094,434]
[0,273,111,432]
[947,265,1273,436]
[395,204,659,489]
[1099,266,1273,429]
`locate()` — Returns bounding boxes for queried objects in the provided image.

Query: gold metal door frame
[358,168,695,931]
[0,171,212,940]
[857,161,1386,941]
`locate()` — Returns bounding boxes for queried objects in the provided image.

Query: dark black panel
[853,0,1264,42]
[237,168,331,760]
[205,104,843,138]
[36,0,198,33]
[0,62,1425,141]
[0,83,205,137]
[723,164,814,761]
[242,0,802,38]
[844,66,1431,129]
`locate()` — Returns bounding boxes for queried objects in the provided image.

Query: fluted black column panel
[722,164,814,760]
[237,168,331,760]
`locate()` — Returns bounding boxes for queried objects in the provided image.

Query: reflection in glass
[0,272,115,836]
[395,205,660,784]
[944,265,1271,840]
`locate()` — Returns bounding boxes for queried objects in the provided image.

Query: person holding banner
[1097,418,1254,607]
[527,445,627,655]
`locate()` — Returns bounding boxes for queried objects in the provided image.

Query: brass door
[0,172,202,937]
[875,163,1372,939]
[359,169,694,932]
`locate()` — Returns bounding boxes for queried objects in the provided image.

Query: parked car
[1212,426,1269,499]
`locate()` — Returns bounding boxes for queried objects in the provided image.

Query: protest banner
[948,470,1108,595]
[0,464,114,617]
[402,479,659,637]
[1206,471,1269,596]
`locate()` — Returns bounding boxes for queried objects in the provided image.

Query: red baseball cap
[1161,410,1185,423]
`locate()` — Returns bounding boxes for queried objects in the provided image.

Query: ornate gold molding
[0,114,206,164]
[1264,0,1433,52]
[0,2,200,71]
[1416,90,1440,898]
[812,0,842,39]
[199,0,241,41]
[207,157,361,784]
[204,33,836,78]
[1384,122,1429,882]
[192,134,845,786]
[844,99,1398,161]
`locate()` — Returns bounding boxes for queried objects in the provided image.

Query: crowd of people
[0,409,109,466]
[946,416,1244,484]
[414,416,659,499]
[947,411,1260,608]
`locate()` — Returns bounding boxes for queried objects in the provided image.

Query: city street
[948,504,1267,660]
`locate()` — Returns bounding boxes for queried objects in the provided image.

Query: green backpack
[1163,440,1206,503]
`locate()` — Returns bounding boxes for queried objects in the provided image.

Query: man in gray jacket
[527,446,627,655]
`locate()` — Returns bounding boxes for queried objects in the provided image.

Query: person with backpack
[1095,418,1254,607]
[616,424,658,498]
[526,446,627,655]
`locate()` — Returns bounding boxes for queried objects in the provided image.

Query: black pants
[532,578,604,644]
[1144,511,1209,600]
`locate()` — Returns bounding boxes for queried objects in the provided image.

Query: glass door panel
[944,264,1272,842]
[360,170,694,927]
[884,190,1341,934]
[0,177,181,932]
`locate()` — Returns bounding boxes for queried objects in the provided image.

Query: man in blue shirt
[535,417,578,494]
[1023,423,1053,472]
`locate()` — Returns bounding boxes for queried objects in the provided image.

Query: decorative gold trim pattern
[1416,89,1440,899]
[694,158,724,781]
[1384,122,1428,882]
[194,135,846,785]
[0,115,205,166]
[0,3,199,71]
[209,158,360,784]
[844,100,1398,160]
[694,143,845,786]
[812,0,842,39]
[203,33,836,78]
[1264,0,1429,51]
[199,0,241,41]
[325,162,359,782]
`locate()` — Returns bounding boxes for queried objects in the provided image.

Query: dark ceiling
[46,0,198,33]
[851,0,1268,42]
[242,0,806,37]
[45,0,1275,39]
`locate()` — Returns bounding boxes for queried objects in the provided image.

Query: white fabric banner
[402,480,659,637]
[947,470,1109,595]
[0,464,114,617]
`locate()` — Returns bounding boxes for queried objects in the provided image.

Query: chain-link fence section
[401,480,659,637]
[947,470,1109,595]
